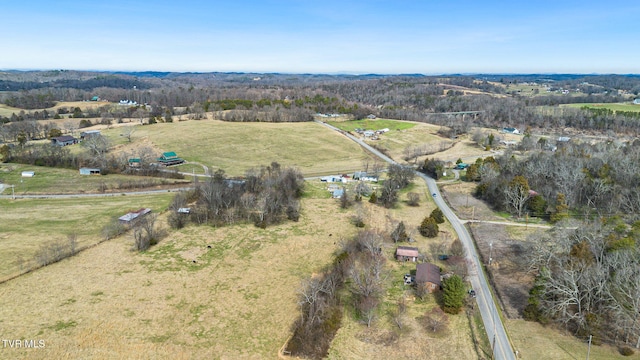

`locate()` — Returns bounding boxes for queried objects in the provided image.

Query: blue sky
[1,1,639,74]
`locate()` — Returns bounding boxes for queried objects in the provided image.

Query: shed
[51,135,78,146]
[128,158,141,168]
[634,98,640,105]
[79,168,101,175]
[119,208,151,224]
[415,263,441,292]
[21,171,35,177]
[80,130,101,139]
[177,207,191,214]
[91,96,100,101]
[395,246,419,262]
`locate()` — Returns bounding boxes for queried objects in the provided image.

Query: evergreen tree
[419,216,439,237]
[442,274,465,314]
[430,208,445,224]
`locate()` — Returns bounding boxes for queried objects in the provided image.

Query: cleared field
[563,102,640,113]
[0,193,173,281]
[327,118,417,132]
[100,120,376,177]
[0,179,480,359]
[508,320,640,359]
[0,101,111,118]
[0,163,189,194]
[328,119,462,165]
[0,104,24,117]
[0,188,354,359]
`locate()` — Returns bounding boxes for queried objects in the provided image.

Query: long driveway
[317,120,516,360]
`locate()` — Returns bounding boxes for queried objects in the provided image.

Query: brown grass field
[0,179,482,359]
[0,194,174,282]
[0,101,111,118]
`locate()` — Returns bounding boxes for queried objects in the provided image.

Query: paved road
[317,120,516,360]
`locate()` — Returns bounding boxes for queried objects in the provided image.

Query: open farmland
[0,193,173,281]
[0,178,482,359]
[0,190,354,359]
[99,120,377,177]
[0,101,111,118]
[0,163,188,194]
[327,119,460,164]
[563,102,640,113]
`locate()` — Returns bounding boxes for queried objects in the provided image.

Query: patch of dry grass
[0,196,355,359]
[508,319,640,360]
[0,194,173,281]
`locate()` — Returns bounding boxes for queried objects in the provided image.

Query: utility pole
[586,334,592,360]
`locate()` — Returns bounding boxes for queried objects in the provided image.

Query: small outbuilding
[395,246,420,262]
[51,135,78,146]
[119,208,152,224]
[128,158,141,168]
[80,130,101,140]
[79,168,101,175]
[21,171,35,177]
[415,263,441,293]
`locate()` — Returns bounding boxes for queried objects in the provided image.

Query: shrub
[620,347,634,356]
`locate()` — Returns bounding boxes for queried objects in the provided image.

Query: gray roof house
[51,135,78,146]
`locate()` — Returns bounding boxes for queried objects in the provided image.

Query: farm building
[353,171,367,180]
[157,152,185,166]
[90,96,100,101]
[119,208,151,224]
[128,158,141,168]
[395,246,419,262]
[21,171,35,177]
[415,263,441,293]
[80,130,101,140]
[79,168,101,175]
[634,98,640,105]
[51,135,78,146]
[502,127,519,134]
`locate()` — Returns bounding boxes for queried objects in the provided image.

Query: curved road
[317,120,516,360]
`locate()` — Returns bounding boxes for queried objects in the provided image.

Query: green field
[327,118,417,132]
[0,163,189,194]
[100,120,376,177]
[563,102,640,113]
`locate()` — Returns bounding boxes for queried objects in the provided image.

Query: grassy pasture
[101,120,376,177]
[563,102,640,113]
[0,193,354,359]
[0,163,188,194]
[0,178,480,359]
[508,319,640,359]
[327,118,417,132]
[0,101,111,118]
[328,119,462,165]
[0,193,173,281]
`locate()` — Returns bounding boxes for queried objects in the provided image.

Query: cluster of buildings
[50,130,102,147]
[321,172,379,198]
[395,246,443,293]
[354,127,390,140]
